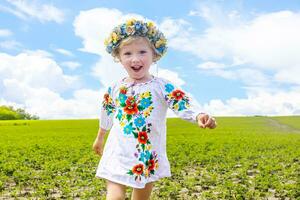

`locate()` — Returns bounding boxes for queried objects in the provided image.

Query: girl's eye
[123,52,131,56]
[140,50,147,54]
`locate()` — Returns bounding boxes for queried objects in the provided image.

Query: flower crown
[104,19,167,59]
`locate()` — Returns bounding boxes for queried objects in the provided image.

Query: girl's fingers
[205,117,217,129]
[198,120,205,128]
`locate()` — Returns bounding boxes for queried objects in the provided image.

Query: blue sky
[1,0,300,119]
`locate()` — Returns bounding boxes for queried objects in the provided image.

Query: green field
[0,117,299,199]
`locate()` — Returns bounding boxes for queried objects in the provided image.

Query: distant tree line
[0,105,39,120]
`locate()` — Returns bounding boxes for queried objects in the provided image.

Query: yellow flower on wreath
[126,18,136,26]
[155,38,167,48]
[111,32,118,44]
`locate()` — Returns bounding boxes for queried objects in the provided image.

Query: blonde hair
[112,36,160,62]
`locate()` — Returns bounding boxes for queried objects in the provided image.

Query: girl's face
[119,38,154,81]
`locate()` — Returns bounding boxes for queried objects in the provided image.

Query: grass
[0,116,299,199]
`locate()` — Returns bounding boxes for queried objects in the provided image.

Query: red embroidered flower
[103,93,109,103]
[132,164,144,175]
[124,96,138,114]
[148,159,155,171]
[120,86,127,94]
[138,131,148,144]
[171,89,185,100]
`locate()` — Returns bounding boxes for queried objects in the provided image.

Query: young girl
[93,19,216,200]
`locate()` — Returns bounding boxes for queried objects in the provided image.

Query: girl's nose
[131,55,141,63]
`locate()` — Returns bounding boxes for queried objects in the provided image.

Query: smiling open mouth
[131,66,143,72]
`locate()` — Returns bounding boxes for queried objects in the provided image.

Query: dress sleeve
[100,85,116,130]
[159,78,204,124]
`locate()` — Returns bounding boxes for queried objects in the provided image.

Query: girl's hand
[92,137,104,156]
[197,113,217,129]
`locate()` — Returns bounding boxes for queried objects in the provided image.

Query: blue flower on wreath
[135,21,143,31]
[156,46,166,54]
[165,83,174,93]
[120,24,127,35]
[134,116,146,127]
[106,45,113,53]
[123,124,133,135]
[140,98,151,108]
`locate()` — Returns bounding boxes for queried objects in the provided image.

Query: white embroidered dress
[95,76,202,188]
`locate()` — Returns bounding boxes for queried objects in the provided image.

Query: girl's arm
[93,128,108,156]
[97,128,108,139]
[159,78,216,129]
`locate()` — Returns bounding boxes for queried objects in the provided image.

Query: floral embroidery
[164,83,190,111]
[115,85,158,181]
[102,87,115,116]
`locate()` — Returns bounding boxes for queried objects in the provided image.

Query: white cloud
[1,79,102,119]
[152,66,185,86]
[198,61,226,69]
[0,29,12,37]
[204,89,300,116]
[0,51,79,93]
[201,68,270,86]
[3,0,65,23]
[160,18,191,38]
[184,5,300,116]
[0,50,102,119]
[0,40,22,50]
[165,10,300,86]
[61,61,81,70]
[55,48,74,57]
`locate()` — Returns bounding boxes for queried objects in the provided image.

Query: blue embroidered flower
[123,124,133,135]
[134,116,146,127]
[178,100,187,111]
[139,150,151,162]
[116,109,123,120]
[119,93,127,104]
[145,150,151,159]
[165,83,174,93]
[108,87,112,94]
[140,98,151,108]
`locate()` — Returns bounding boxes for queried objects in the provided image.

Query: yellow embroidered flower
[146,144,152,150]
[120,121,126,127]
[155,163,159,170]
[144,110,151,117]
[144,169,149,178]
[174,104,179,110]
[115,99,120,106]
[140,91,150,98]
